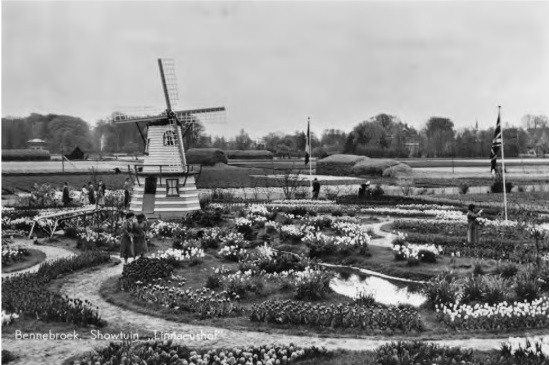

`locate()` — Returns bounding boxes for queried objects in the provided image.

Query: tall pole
[308,117,312,183]
[61,133,65,174]
[499,106,508,221]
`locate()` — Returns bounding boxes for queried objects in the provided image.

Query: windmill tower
[112,59,225,219]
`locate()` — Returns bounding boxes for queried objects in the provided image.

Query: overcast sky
[2,1,549,139]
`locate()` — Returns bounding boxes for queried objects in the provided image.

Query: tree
[522,114,549,129]
[422,117,456,157]
[234,129,253,150]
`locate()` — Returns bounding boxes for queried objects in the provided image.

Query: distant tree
[211,136,229,150]
[522,114,549,129]
[422,117,455,157]
[234,129,253,150]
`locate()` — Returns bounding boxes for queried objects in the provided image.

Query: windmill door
[143,176,157,213]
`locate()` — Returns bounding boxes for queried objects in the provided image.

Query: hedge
[351,159,401,176]
[225,150,274,160]
[317,154,368,176]
[2,149,51,161]
[186,148,228,166]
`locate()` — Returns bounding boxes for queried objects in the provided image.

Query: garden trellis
[28,206,119,238]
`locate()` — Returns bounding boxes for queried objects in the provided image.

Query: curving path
[2,221,545,365]
[2,239,75,278]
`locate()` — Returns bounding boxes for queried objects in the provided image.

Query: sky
[2,1,549,139]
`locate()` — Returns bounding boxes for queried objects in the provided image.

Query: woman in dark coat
[88,182,96,205]
[120,212,135,264]
[466,204,483,244]
[133,214,148,258]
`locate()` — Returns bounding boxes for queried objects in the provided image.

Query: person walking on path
[467,204,483,244]
[87,182,96,206]
[120,212,135,264]
[62,182,71,207]
[312,178,321,200]
[133,214,148,258]
[123,177,131,209]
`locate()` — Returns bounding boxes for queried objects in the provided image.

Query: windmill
[112,59,226,218]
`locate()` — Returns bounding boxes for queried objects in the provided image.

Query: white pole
[499,106,508,221]
[309,117,312,182]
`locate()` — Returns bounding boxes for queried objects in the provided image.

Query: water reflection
[330,274,426,307]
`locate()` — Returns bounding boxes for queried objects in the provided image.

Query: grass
[1,248,47,273]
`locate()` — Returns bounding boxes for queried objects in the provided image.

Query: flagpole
[308,117,313,192]
[499,106,508,221]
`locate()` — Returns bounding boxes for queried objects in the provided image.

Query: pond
[330,273,427,307]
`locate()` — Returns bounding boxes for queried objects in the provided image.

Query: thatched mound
[382,163,413,177]
[186,148,228,166]
[317,154,368,176]
[351,159,402,176]
[225,150,274,160]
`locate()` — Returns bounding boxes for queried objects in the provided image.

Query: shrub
[482,275,510,305]
[473,262,485,276]
[351,159,401,176]
[496,263,519,278]
[422,272,460,309]
[514,272,540,302]
[294,268,332,300]
[418,249,437,263]
[491,181,514,193]
[316,154,368,176]
[461,275,485,304]
[382,163,413,177]
[459,182,470,194]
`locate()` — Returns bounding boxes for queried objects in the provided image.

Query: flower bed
[250,299,423,333]
[1,243,30,266]
[437,297,549,331]
[72,341,326,365]
[2,251,110,326]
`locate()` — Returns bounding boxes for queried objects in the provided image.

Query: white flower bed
[1,310,19,325]
[437,296,549,324]
[150,247,205,262]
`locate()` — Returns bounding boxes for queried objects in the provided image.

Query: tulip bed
[436,297,549,331]
[250,300,424,333]
[1,242,30,266]
[72,341,327,365]
[2,251,110,326]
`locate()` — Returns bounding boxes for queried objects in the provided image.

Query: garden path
[367,219,395,248]
[3,220,537,365]
[1,239,75,278]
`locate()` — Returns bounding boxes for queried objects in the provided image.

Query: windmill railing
[129,164,199,187]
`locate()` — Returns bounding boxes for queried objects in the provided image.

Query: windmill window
[163,131,177,146]
[166,179,179,196]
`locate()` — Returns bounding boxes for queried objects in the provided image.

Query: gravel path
[1,221,543,365]
[2,239,75,278]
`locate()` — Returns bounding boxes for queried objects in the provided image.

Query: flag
[100,134,105,152]
[490,109,502,174]
[304,119,310,165]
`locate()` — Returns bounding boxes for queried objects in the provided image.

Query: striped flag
[490,109,502,174]
[304,119,310,165]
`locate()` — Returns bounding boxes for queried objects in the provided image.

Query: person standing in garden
[80,185,89,205]
[120,212,135,264]
[133,214,148,259]
[96,180,105,207]
[467,204,483,244]
[88,182,96,205]
[312,178,321,199]
[123,177,131,209]
[62,182,71,206]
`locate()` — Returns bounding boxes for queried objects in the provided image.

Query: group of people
[120,212,149,264]
[78,180,107,207]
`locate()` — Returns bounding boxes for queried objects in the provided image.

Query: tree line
[2,113,549,158]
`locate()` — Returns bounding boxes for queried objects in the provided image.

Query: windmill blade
[110,111,166,125]
[174,107,226,125]
[158,58,179,111]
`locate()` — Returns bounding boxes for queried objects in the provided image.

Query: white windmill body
[113,59,225,219]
